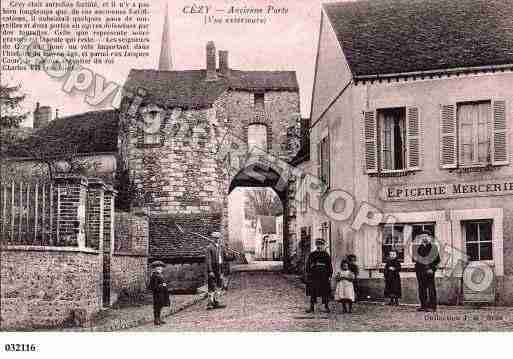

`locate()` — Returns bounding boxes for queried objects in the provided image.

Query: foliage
[244,188,283,220]
[0,81,28,154]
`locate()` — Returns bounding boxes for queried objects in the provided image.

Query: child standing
[384,251,402,306]
[335,261,355,313]
[149,261,170,326]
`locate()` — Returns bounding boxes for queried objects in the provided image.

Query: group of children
[333,251,402,314]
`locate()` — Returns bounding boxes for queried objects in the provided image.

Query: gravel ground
[128,271,513,332]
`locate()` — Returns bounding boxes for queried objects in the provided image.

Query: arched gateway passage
[228,163,291,272]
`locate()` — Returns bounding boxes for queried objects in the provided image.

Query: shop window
[381,222,435,263]
[463,220,493,261]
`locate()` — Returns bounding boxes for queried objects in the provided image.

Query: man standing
[205,231,226,310]
[148,260,170,326]
[305,238,333,313]
[413,229,440,312]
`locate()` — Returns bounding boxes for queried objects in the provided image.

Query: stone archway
[228,163,291,271]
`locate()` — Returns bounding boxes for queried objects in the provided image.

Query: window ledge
[369,170,419,178]
[448,165,501,174]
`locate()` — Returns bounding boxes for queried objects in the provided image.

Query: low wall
[0,246,102,330]
[162,262,206,293]
[110,254,148,305]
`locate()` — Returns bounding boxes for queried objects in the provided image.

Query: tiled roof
[149,213,222,260]
[6,109,119,157]
[323,0,513,77]
[257,215,277,234]
[123,68,298,109]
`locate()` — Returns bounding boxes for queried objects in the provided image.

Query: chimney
[33,103,52,129]
[206,41,217,81]
[219,50,229,75]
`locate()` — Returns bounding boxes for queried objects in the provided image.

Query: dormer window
[142,108,162,145]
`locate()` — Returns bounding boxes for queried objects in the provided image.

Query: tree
[244,188,283,220]
[16,136,100,180]
[0,82,28,153]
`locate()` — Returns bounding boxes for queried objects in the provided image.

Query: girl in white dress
[335,261,355,313]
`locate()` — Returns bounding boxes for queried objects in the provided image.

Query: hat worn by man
[151,260,165,268]
[315,238,326,246]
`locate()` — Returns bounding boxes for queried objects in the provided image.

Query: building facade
[308,0,513,305]
[119,41,300,265]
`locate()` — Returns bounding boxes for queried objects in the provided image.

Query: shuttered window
[492,100,508,165]
[458,101,491,167]
[364,106,421,173]
[364,111,378,173]
[440,100,508,168]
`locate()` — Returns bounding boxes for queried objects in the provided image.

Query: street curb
[68,292,208,332]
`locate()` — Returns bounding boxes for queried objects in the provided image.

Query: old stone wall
[111,211,149,305]
[114,211,149,254]
[110,254,148,304]
[0,247,102,330]
[162,262,207,293]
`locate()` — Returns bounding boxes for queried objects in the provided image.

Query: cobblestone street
[130,270,513,332]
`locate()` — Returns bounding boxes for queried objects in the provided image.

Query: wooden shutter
[406,107,421,170]
[440,104,458,168]
[363,111,378,173]
[492,100,508,166]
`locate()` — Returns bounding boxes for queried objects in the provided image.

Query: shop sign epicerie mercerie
[381,179,513,201]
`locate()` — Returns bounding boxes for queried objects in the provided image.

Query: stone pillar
[86,178,106,251]
[53,175,88,247]
[103,185,117,254]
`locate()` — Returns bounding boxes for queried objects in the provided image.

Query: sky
[2,0,344,126]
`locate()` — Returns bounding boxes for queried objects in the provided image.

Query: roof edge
[354,64,513,82]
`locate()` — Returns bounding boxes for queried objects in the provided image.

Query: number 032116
[4,344,37,352]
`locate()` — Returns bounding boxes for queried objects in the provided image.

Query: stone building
[118,40,301,271]
[307,0,513,305]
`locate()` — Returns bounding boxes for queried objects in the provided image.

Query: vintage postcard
[1,0,513,354]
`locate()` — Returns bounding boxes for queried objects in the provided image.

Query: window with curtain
[457,101,491,167]
[248,123,267,151]
[379,108,406,170]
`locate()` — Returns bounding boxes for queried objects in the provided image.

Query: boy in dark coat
[384,250,402,305]
[305,238,333,313]
[148,261,170,326]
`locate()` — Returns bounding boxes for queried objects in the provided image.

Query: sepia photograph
[1,0,513,356]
